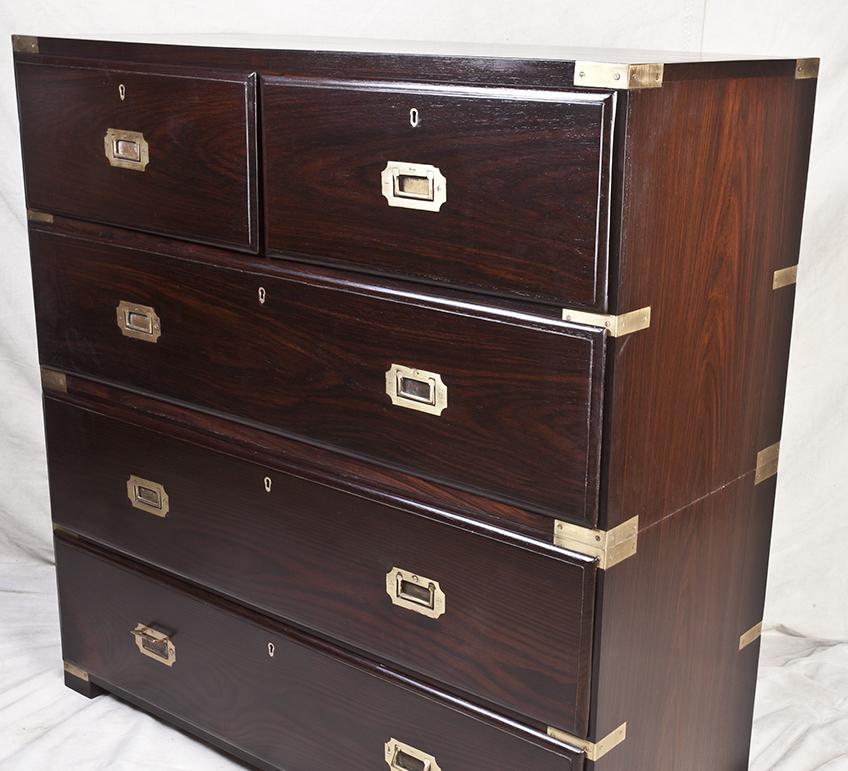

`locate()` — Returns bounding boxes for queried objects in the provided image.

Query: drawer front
[263,78,614,309]
[56,536,583,771]
[16,61,258,251]
[31,228,605,524]
[46,398,595,734]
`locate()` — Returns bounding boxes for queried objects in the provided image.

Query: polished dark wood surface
[56,534,583,771]
[16,60,258,252]
[588,474,776,770]
[263,77,612,308]
[31,224,606,524]
[600,74,816,530]
[46,397,596,734]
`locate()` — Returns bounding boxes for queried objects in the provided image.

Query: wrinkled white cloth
[0,557,846,770]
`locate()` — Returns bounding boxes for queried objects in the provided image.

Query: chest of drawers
[13,34,817,770]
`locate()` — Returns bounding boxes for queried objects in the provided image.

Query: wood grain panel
[31,226,606,524]
[16,60,258,251]
[46,397,596,734]
[263,77,613,309]
[55,534,583,771]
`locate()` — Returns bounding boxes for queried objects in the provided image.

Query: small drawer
[55,535,584,771]
[46,398,597,734]
[262,77,614,309]
[31,228,606,524]
[16,60,258,251]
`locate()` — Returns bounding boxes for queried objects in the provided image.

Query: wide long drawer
[46,397,596,735]
[262,77,614,309]
[55,534,584,770]
[31,226,606,524]
[16,60,258,251]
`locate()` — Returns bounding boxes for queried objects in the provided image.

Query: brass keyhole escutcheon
[258,287,266,305]
[409,107,420,127]
[267,642,275,657]
[264,476,272,493]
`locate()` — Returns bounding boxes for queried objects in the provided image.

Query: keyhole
[267,642,275,657]
[118,84,126,101]
[409,107,420,128]
[258,287,266,305]
[264,476,272,493]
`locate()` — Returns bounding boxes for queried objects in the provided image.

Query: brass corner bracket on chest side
[41,367,67,393]
[574,61,664,89]
[795,58,819,80]
[27,208,53,224]
[63,660,90,682]
[553,516,638,570]
[773,265,798,289]
[562,306,651,337]
[12,35,39,54]
[754,442,780,484]
[739,621,763,650]
[548,722,627,761]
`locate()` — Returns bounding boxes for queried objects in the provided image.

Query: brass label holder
[131,623,176,667]
[116,300,161,343]
[127,475,169,518]
[554,516,639,570]
[385,738,441,771]
[381,161,447,212]
[562,306,651,337]
[386,567,446,619]
[574,61,663,89]
[754,442,780,484]
[385,364,448,416]
[104,128,149,171]
[548,722,627,762]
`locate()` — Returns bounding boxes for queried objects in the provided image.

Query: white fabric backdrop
[0,2,845,769]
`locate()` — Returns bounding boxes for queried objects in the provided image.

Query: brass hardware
[548,723,627,762]
[385,364,448,416]
[118,84,126,101]
[574,61,663,89]
[409,107,420,127]
[258,286,267,305]
[381,161,447,212]
[385,739,441,771]
[27,209,53,224]
[126,475,169,518]
[386,567,446,619]
[12,35,39,54]
[116,301,161,343]
[739,622,763,650]
[795,58,820,80]
[63,661,90,682]
[773,265,798,290]
[264,476,272,493]
[553,516,638,570]
[562,306,651,337]
[131,623,176,667]
[755,442,780,484]
[104,128,149,171]
[267,642,275,657]
[40,367,67,393]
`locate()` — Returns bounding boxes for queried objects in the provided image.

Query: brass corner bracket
[63,661,90,682]
[27,209,53,224]
[754,442,780,484]
[795,58,820,80]
[562,306,651,338]
[40,367,67,393]
[773,265,798,290]
[553,516,638,570]
[12,35,39,54]
[574,61,663,89]
[548,722,627,761]
[739,622,763,650]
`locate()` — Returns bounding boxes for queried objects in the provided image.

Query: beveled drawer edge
[553,516,638,570]
[548,721,627,761]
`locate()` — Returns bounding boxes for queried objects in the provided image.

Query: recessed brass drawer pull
[385,364,447,416]
[116,300,161,343]
[126,475,169,518]
[131,623,176,667]
[385,738,441,771]
[386,567,446,619]
[381,161,447,212]
[104,128,149,171]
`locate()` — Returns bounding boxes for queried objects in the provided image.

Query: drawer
[46,397,596,734]
[55,535,584,770]
[31,227,606,524]
[16,60,258,251]
[262,77,614,309]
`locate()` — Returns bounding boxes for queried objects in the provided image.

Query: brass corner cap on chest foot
[553,516,638,569]
[63,661,90,682]
[548,722,627,761]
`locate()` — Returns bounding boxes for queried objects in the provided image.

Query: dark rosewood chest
[12,34,817,770]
